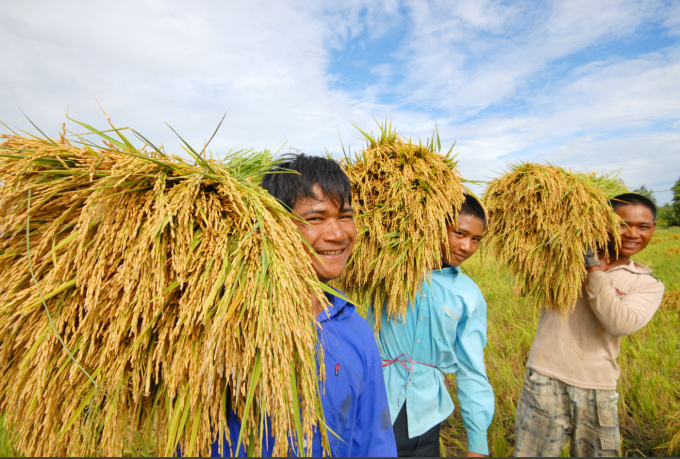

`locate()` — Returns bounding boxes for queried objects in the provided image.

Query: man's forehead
[294,194,350,214]
[615,204,654,222]
[293,184,350,212]
[452,214,485,234]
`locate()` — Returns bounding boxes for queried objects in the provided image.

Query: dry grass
[664,247,680,255]
[338,122,466,326]
[661,289,680,312]
[0,123,329,456]
[483,163,627,314]
[651,239,664,244]
[669,235,680,240]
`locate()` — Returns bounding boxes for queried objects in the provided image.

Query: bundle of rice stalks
[0,121,331,456]
[483,163,627,314]
[338,122,466,326]
[661,289,680,312]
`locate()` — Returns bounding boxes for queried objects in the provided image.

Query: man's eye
[340,215,354,221]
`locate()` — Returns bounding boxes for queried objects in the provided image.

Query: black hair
[610,193,657,221]
[449,194,487,228]
[260,153,352,211]
[459,194,487,228]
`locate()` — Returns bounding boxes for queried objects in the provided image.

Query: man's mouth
[316,248,346,256]
[453,252,467,262]
[621,241,640,249]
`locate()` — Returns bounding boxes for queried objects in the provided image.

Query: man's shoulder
[328,290,378,342]
[458,270,484,291]
[436,270,485,301]
[609,261,665,291]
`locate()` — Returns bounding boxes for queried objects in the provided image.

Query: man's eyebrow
[300,209,327,217]
[623,220,655,225]
[340,207,354,213]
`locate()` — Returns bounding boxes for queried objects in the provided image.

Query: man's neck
[311,291,330,317]
[440,259,457,269]
[599,249,630,270]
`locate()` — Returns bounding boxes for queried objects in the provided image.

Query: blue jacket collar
[316,288,355,323]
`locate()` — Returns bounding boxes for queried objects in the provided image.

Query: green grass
[0,416,18,457]
[441,226,680,457]
[1,228,678,457]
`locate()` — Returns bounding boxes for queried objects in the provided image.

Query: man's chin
[618,248,640,257]
[616,243,644,257]
[314,267,346,284]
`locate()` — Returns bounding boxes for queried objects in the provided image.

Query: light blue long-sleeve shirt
[368,267,495,455]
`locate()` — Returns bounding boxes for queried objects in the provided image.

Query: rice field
[441,226,680,457]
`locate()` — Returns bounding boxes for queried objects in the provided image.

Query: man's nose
[625,226,639,239]
[459,238,471,253]
[323,218,346,242]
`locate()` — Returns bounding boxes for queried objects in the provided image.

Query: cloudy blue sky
[1,0,679,203]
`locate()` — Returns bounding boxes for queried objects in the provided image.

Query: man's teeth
[622,242,638,246]
[318,250,343,255]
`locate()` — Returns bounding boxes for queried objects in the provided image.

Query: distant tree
[669,177,680,227]
[658,204,673,227]
[632,185,657,205]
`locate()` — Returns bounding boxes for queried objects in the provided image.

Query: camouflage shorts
[514,369,621,457]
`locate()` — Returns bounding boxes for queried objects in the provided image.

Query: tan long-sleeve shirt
[526,260,665,390]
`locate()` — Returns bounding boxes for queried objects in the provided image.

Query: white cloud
[0,0,391,154]
[395,0,665,114]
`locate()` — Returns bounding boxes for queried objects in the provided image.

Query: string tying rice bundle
[483,163,627,314]
[0,122,329,456]
[338,123,466,327]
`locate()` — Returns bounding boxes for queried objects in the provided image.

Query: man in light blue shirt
[370,194,495,457]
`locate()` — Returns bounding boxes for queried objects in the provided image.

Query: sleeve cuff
[467,430,489,455]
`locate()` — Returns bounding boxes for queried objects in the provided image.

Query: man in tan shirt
[514,193,665,457]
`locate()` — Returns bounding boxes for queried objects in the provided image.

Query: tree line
[633,176,680,227]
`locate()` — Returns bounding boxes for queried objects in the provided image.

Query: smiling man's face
[611,204,656,258]
[292,184,356,283]
[441,213,485,267]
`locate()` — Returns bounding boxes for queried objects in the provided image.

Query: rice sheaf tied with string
[0,123,330,457]
[338,123,466,328]
[483,163,628,314]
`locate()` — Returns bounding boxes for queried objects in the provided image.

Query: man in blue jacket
[212,153,397,457]
[370,194,495,457]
